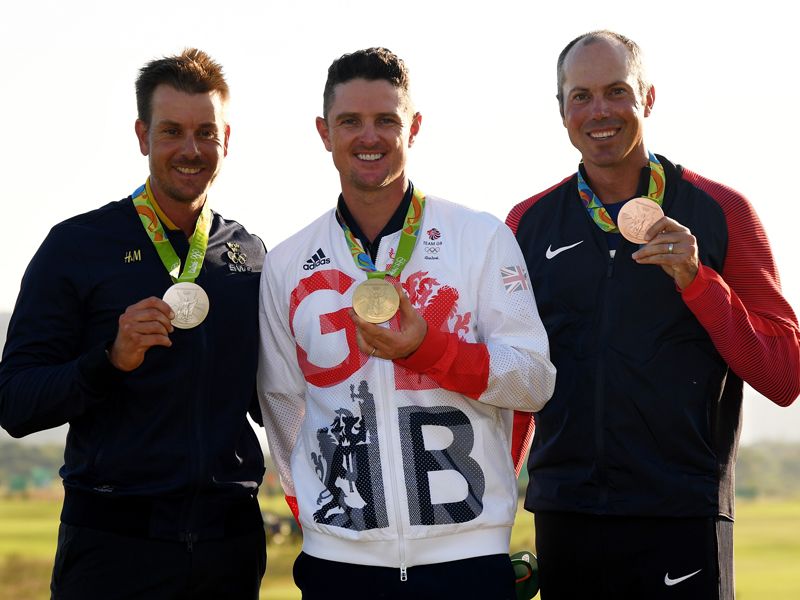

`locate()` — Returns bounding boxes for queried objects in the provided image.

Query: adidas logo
[303,248,331,271]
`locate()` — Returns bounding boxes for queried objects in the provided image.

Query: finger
[128,296,175,316]
[349,310,380,353]
[136,333,173,349]
[121,308,175,333]
[130,320,175,336]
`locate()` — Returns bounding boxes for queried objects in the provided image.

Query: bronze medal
[163,282,210,329]
[352,279,400,324]
[617,197,665,244]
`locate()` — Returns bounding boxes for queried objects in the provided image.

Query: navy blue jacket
[0,195,266,539]
[508,155,800,519]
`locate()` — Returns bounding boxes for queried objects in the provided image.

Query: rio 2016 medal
[617,197,665,244]
[352,279,400,324]
[163,282,210,329]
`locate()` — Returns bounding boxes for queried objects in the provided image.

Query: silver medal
[163,282,210,329]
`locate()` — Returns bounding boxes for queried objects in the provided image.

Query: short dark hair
[556,30,648,115]
[135,48,229,125]
[322,47,412,119]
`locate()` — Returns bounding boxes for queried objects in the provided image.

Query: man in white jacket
[257,47,556,599]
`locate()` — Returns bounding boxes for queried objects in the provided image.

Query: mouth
[175,165,203,175]
[356,153,384,161]
[587,128,619,140]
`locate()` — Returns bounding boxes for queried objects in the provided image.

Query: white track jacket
[257,194,555,572]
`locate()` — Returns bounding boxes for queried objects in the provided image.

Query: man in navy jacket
[0,49,267,599]
[508,30,800,599]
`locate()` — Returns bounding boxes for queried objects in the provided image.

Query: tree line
[2,440,800,499]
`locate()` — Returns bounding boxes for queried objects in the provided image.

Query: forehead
[328,78,410,117]
[562,38,636,91]
[150,84,227,124]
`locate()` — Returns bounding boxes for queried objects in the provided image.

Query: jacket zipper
[380,340,408,581]
[183,294,208,549]
[375,238,408,581]
[595,249,616,506]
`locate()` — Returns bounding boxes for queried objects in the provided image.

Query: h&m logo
[124,250,142,263]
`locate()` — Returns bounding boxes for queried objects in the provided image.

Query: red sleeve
[681,170,800,406]
[511,411,535,476]
[286,495,301,527]
[393,326,489,400]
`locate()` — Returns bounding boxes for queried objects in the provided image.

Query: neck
[341,177,407,242]
[150,185,205,237]
[583,147,649,205]
[583,166,639,204]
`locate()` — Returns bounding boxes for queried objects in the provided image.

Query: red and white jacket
[257,194,555,571]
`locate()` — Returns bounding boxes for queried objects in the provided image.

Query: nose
[180,133,201,157]
[358,122,379,145]
[590,96,610,120]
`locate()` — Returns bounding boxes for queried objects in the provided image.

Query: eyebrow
[156,119,219,130]
[566,80,632,95]
[333,111,401,120]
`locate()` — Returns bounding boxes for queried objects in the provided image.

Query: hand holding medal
[350,282,428,361]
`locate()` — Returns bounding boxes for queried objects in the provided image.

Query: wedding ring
[667,242,674,254]
[370,347,377,357]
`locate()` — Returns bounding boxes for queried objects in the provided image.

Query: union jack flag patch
[501,265,529,293]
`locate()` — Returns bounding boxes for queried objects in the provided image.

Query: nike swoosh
[545,240,584,259]
[664,569,702,586]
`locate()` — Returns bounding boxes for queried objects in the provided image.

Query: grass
[2,491,799,599]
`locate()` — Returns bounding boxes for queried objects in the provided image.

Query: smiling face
[135,84,230,207]
[560,37,654,176]
[316,78,420,200]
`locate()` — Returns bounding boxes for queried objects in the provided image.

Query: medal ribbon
[131,179,212,282]
[338,186,426,280]
[576,151,665,233]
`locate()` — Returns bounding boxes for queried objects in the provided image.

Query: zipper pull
[180,531,197,552]
[400,563,408,582]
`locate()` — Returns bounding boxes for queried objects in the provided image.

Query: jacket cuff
[680,263,719,302]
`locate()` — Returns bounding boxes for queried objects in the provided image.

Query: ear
[644,85,656,117]
[135,119,149,156]
[316,116,332,152]
[223,123,231,157]
[407,112,422,147]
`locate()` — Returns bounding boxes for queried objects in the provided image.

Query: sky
[1,0,798,444]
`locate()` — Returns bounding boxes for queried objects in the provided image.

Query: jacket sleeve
[395,221,556,412]
[681,183,800,406]
[0,230,121,438]
[256,252,306,512]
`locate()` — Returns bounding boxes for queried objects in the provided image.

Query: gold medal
[163,282,210,329]
[617,196,665,244]
[352,279,400,324]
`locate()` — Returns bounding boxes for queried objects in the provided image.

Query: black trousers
[50,522,266,600]
[533,512,733,600]
[293,551,517,600]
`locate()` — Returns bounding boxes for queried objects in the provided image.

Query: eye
[198,128,218,139]
[571,93,589,104]
[378,116,399,126]
[339,117,359,127]
[609,87,628,97]
[163,127,180,136]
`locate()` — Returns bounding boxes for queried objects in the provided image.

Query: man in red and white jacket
[257,47,555,600]
[507,30,800,600]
